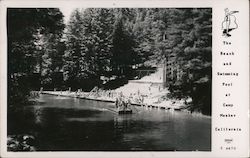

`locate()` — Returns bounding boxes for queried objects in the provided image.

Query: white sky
[58,6,77,23]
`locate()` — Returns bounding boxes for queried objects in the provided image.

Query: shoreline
[38,91,211,118]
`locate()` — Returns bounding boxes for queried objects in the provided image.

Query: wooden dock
[107,108,133,114]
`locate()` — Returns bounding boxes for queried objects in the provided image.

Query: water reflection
[33,106,44,124]
[15,94,211,151]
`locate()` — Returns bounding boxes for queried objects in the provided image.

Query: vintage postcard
[0,0,249,157]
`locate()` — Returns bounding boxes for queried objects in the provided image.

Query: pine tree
[63,8,89,88]
[64,8,116,89]
[112,9,137,77]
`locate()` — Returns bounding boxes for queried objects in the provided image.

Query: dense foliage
[8,8,212,115]
[8,8,65,109]
[63,8,211,114]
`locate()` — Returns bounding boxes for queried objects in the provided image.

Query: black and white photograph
[6,7,212,152]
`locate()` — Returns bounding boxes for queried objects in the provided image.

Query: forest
[8,8,212,115]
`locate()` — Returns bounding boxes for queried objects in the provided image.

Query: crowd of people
[115,93,131,110]
[74,87,146,106]
[44,86,150,107]
[92,88,145,104]
[41,86,188,111]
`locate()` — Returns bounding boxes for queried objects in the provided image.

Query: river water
[9,94,211,151]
